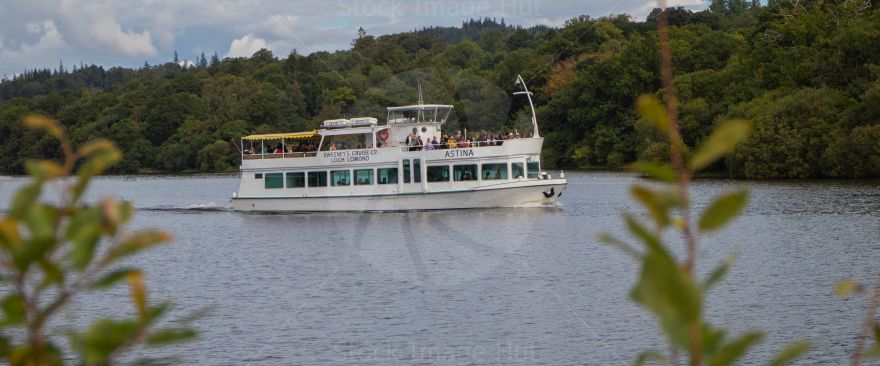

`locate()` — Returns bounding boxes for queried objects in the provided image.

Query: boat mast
[514,75,539,138]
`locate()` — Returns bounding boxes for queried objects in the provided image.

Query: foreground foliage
[2,2,880,177]
[602,4,879,365]
[0,116,195,365]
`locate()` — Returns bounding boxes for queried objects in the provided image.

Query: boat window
[331,170,351,186]
[403,160,411,184]
[512,163,525,179]
[308,171,328,187]
[265,173,284,189]
[286,172,305,188]
[482,163,509,180]
[255,173,263,179]
[413,159,422,183]
[453,164,478,182]
[427,166,450,182]
[527,162,540,179]
[354,169,374,185]
[378,168,398,184]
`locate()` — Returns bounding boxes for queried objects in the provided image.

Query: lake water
[0,172,878,365]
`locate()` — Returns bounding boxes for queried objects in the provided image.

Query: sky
[0,0,708,78]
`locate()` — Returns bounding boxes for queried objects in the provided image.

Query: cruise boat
[230,76,567,212]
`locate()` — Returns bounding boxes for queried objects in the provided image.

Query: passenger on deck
[329,143,337,151]
[377,129,390,148]
[424,138,435,151]
[405,132,415,151]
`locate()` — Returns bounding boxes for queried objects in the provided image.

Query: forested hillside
[1,0,879,177]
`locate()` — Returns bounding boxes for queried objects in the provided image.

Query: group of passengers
[404,130,526,151]
[243,141,319,155]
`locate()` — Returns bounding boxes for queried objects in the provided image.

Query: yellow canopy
[242,130,318,141]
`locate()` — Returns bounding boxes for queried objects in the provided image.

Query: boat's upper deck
[239,102,532,161]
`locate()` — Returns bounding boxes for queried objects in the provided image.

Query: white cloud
[56,0,157,57]
[256,15,301,39]
[226,34,268,58]
[0,19,69,74]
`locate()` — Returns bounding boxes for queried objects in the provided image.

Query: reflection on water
[0,173,878,365]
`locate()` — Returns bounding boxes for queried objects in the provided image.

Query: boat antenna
[417,83,424,105]
[513,75,539,138]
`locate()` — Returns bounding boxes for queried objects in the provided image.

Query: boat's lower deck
[231,179,566,212]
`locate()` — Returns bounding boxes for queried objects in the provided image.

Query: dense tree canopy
[1,3,879,178]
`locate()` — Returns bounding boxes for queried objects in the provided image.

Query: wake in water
[138,202,231,213]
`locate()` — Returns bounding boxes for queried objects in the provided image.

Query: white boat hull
[231,179,566,212]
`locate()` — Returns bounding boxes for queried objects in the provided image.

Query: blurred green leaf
[865,345,880,359]
[10,183,41,220]
[118,201,134,224]
[0,218,22,250]
[689,120,751,171]
[23,115,64,141]
[704,255,738,291]
[70,318,141,366]
[105,230,171,264]
[145,303,171,323]
[634,350,668,365]
[626,215,702,349]
[90,269,142,290]
[598,233,641,258]
[631,185,672,228]
[767,340,811,366]
[637,95,670,134]
[0,335,8,356]
[709,331,763,366]
[833,280,862,298]
[12,237,57,273]
[145,328,196,346]
[38,258,65,289]
[24,204,59,242]
[128,272,147,318]
[24,160,64,182]
[66,207,102,271]
[77,139,116,157]
[0,294,26,326]
[628,162,677,182]
[698,190,748,232]
[71,146,122,203]
[8,341,63,366]
[702,324,727,355]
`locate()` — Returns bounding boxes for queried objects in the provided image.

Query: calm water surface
[0,172,878,365]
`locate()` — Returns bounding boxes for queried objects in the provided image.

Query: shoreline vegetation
[1,1,879,178]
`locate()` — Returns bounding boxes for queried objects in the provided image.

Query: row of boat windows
[255,162,540,189]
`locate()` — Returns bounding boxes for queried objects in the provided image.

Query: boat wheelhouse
[230,76,567,212]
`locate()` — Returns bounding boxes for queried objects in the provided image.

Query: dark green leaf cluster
[0,116,196,365]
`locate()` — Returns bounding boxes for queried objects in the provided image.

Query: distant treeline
[1,1,879,177]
